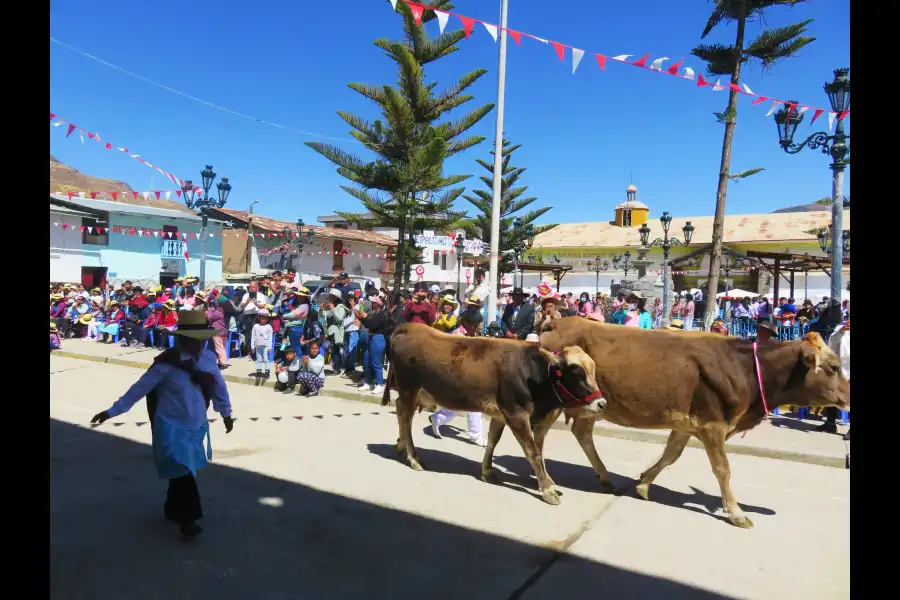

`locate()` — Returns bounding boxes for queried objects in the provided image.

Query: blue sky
[50,0,850,229]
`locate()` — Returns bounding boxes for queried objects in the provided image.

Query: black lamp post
[512,217,535,289]
[585,256,611,296]
[454,232,467,300]
[294,219,315,278]
[639,212,694,326]
[721,254,746,299]
[612,250,632,279]
[774,68,849,331]
[182,165,231,289]
[818,225,849,258]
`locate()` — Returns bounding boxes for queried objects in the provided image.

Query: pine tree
[458,139,556,274]
[693,0,815,327]
[305,1,494,290]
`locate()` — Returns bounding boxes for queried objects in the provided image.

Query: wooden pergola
[745,250,850,301]
[463,257,573,291]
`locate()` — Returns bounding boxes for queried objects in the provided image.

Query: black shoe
[816,421,837,434]
[282,386,295,394]
[264,370,271,380]
[179,521,203,540]
[254,370,262,378]
[218,363,229,370]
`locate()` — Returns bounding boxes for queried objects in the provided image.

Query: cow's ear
[539,348,561,366]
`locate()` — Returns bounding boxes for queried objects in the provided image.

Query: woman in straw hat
[91,310,234,540]
[432,295,459,332]
[50,322,61,351]
[155,300,180,347]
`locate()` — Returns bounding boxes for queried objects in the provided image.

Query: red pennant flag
[87,132,95,139]
[810,108,824,124]
[50,112,55,120]
[96,227,104,234]
[507,29,521,46]
[62,223,69,230]
[243,233,248,238]
[595,54,607,71]
[132,192,139,200]
[89,192,98,199]
[80,225,86,232]
[551,41,566,62]
[631,53,650,68]
[752,96,768,106]
[785,103,797,118]
[696,75,710,87]
[184,243,190,261]
[667,59,684,75]
[154,192,161,199]
[838,110,850,121]
[66,124,76,137]
[176,190,182,198]
[729,83,742,92]
[459,16,474,38]
[105,143,112,149]
[111,192,118,200]
[408,2,424,25]
[129,229,136,236]
[189,233,195,239]
[67,192,75,199]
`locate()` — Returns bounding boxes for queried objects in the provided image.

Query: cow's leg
[635,430,691,501]
[505,411,559,505]
[396,390,425,471]
[570,416,617,493]
[695,427,752,529]
[532,409,562,492]
[481,419,506,484]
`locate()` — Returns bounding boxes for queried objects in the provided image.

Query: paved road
[51,357,849,600]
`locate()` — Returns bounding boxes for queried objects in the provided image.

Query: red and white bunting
[395,0,847,127]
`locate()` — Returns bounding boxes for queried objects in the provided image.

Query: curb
[52,350,846,469]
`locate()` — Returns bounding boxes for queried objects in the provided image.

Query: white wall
[259,241,390,281]
[50,211,84,282]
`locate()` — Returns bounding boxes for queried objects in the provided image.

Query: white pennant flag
[682,67,695,80]
[435,10,449,34]
[80,133,85,144]
[153,231,159,237]
[572,48,585,74]
[649,57,669,71]
[78,192,86,198]
[611,54,632,62]
[165,191,171,200]
[142,192,150,201]
[138,230,144,237]
[52,121,62,127]
[87,226,93,233]
[388,0,397,8]
[712,78,726,91]
[797,106,810,116]
[827,112,836,131]
[209,233,215,238]
[95,133,102,142]
[482,23,498,42]
[766,100,784,117]
[533,36,548,44]
[742,83,754,95]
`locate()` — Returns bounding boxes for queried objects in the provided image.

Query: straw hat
[50,322,58,332]
[437,294,458,311]
[328,288,343,301]
[628,290,644,299]
[51,293,63,301]
[78,314,94,325]
[163,299,177,310]
[667,319,684,330]
[174,277,185,283]
[172,310,219,340]
[257,309,271,317]
[465,295,481,307]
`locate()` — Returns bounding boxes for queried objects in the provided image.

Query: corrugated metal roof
[49,204,98,218]
[532,210,850,249]
[50,195,229,224]
[216,208,396,246]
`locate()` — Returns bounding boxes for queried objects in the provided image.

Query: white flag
[80,133,84,144]
[611,54,632,62]
[482,23,498,42]
[712,78,726,91]
[153,231,159,237]
[649,57,669,71]
[79,192,86,198]
[138,230,144,237]
[388,0,397,8]
[828,112,836,131]
[572,48,585,74]
[165,191,171,200]
[142,191,150,201]
[682,67,695,80]
[766,101,784,117]
[53,222,59,227]
[797,106,810,116]
[533,36,548,44]
[95,133,102,142]
[52,121,62,127]
[87,226,93,233]
[742,83,754,95]
[435,10,449,34]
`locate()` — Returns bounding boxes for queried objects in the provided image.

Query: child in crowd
[50,322,61,351]
[273,347,301,393]
[300,309,325,356]
[251,309,274,379]
[296,341,326,397]
[432,295,459,332]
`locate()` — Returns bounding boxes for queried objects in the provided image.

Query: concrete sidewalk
[51,342,850,469]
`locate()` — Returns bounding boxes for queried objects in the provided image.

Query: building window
[162,224,179,240]
[441,253,447,270]
[433,250,440,266]
[622,209,632,227]
[82,217,109,246]
[333,240,344,270]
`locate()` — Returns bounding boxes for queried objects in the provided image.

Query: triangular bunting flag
[189,233,195,239]
[435,10,449,34]
[89,192,98,199]
[682,67,695,80]
[66,124,76,137]
[165,191,171,200]
[132,192,139,200]
[838,110,850,122]
[797,106,810,116]
[209,233,215,238]
[507,29,521,46]
[153,231,159,237]
[154,192,161,199]
[142,192,150,201]
[827,112,836,130]
[62,223,69,230]
[129,229,136,236]
[176,190,182,198]
[87,132,94,139]
[138,230,144,237]
[50,112,55,120]
[78,192,86,198]
[96,227,104,234]
[408,2,424,25]
[67,192,75,199]
[388,0,397,8]
[611,55,632,62]
[111,192,118,200]
[105,143,112,149]
[459,16,474,38]
[572,48,585,74]
[742,83,755,95]
[482,23,498,42]
[712,78,727,91]
[765,101,784,117]
[551,41,566,61]
[667,59,684,75]
[752,96,769,106]
[649,57,669,71]
[631,53,650,68]
[697,75,710,87]
[80,225,85,232]
[595,55,607,71]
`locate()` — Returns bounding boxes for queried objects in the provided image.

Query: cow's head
[777,333,850,411]
[539,315,588,351]
[539,346,606,413]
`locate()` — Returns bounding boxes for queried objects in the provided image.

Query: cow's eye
[829,364,841,375]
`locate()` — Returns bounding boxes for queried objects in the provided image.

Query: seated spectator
[296,341,326,397]
[130,286,148,310]
[77,314,94,339]
[99,300,126,343]
[274,347,301,393]
[155,300,179,347]
[143,303,162,345]
[50,322,61,351]
[50,293,67,321]
[64,295,90,337]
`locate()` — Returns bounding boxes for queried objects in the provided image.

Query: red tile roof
[215,208,396,247]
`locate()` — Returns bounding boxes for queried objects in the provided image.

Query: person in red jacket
[403,282,436,325]
[155,300,179,347]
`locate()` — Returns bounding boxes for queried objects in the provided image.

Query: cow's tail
[381,361,394,406]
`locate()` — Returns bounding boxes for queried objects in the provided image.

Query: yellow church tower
[614,184,650,227]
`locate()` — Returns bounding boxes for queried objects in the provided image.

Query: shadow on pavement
[52,419,736,600]
[770,416,825,433]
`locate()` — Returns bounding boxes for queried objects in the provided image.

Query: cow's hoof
[541,488,561,506]
[482,470,500,484]
[598,479,619,495]
[635,482,651,501]
[729,514,754,529]
[408,460,425,472]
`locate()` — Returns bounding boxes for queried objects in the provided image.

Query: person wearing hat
[535,295,565,332]
[283,286,311,351]
[432,295,459,333]
[403,282,436,325]
[99,300,127,343]
[238,280,269,357]
[64,295,90,338]
[328,271,354,301]
[624,292,651,330]
[501,287,536,340]
[318,288,349,376]
[91,309,235,540]
[50,321,62,351]
[155,300,180,348]
[666,319,685,331]
[431,307,486,446]
[205,296,231,368]
[755,319,778,343]
[50,293,68,324]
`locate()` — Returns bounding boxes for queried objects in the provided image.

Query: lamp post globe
[181,165,231,290]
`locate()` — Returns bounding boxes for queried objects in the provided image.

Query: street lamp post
[454,232,466,300]
[612,250,632,279]
[639,213,694,326]
[774,68,849,333]
[585,256,611,296]
[294,219,315,279]
[721,255,746,299]
[182,166,231,290]
[512,217,535,289]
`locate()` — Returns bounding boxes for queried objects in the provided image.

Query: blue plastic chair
[226,331,242,359]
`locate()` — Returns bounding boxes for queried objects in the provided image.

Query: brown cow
[382,323,606,505]
[538,317,850,528]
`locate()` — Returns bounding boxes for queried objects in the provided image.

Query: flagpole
[487,0,509,326]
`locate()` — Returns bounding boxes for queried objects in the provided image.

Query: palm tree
[305,1,494,290]
[694,0,815,328]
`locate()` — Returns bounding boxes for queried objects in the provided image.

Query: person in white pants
[429,307,486,446]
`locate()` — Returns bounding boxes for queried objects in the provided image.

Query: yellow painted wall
[614,207,649,227]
